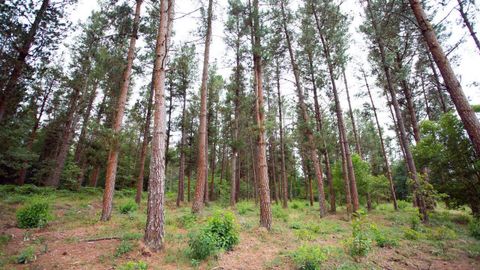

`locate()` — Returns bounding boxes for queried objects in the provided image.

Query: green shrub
[397,200,410,210]
[115,241,133,257]
[403,228,422,240]
[295,229,315,241]
[371,225,398,248]
[122,232,143,241]
[187,211,239,260]
[289,222,302,230]
[272,205,288,222]
[410,214,421,231]
[16,200,51,228]
[119,260,148,270]
[236,201,254,215]
[119,200,138,214]
[426,226,457,241]
[469,218,480,240]
[290,244,328,270]
[16,246,36,264]
[344,213,371,261]
[177,213,197,228]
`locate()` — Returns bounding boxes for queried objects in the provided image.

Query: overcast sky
[69,0,480,155]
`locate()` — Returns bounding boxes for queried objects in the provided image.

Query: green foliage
[16,246,36,264]
[115,240,133,257]
[272,205,288,222]
[371,224,398,248]
[16,200,51,228]
[289,244,328,270]
[187,211,239,260]
[177,213,197,229]
[403,228,422,240]
[410,213,421,231]
[122,232,143,241]
[396,200,411,210]
[344,212,372,261]
[426,226,457,241]
[0,234,11,247]
[118,261,148,270]
[469,218,480,240]
[236,201,254,215]
[295,229,315,241]
[60,160,81,191]
[119,200,138,214]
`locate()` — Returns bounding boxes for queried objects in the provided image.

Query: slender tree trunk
[420,74,432,120]
[0,0,50,122]
[424,43,448,113]
[192,0,213,213]
[339,128,352,218]
[342,68,362,157]
[165,84,173,178]
[367,0,427,221]
[410,0,480,157]
[251,0,272,229]
[101,0,143,221]
[281,1,326,216]
[176,88,187,206]
[17,78,54,185]
[136,81,154,205]
[275,60,289,209]
[209,114,217,199]
[144,0,173,251]
[363,71,398,210]
[456,0,480,53]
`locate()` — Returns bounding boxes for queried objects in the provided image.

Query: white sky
[70,0,480,153]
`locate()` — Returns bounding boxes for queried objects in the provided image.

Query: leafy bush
[469,218,480,240]
[272,205,288,222]
[410,213,421,231]
[119,260,148,270]
[426,226,457,241]
[115,241,133,257]
[187,211,239,260]
[403,228,422,240]
[295,229,315,241]
[344,213,371,261]
[119,200,138,214]
[236,201,254,215]
[289,222,302,230]
[16,200,51,228]
[397,200,410,210]
[289,244,328,270]
[371,225,398,248]
[177,213,197,228]
[16,246,36,264]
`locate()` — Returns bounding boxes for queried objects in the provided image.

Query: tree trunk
[0,0,50,122]
[275,60,289,209]
[144,0,173,252]
[17,78,54,185]
[420,73,432,120]
[281,1,326,216]
[251,0,272,229]
[410,0,480,157]
[136,81,154,205]
[101,0,143,221]
[89,167,100,187]
[342,68,362,157]
[165,84,173,179]
[176,86,187,206]
[363,71,398,210]
[192,0,213,213]
[457,0,480,53]
[367,0,427,221]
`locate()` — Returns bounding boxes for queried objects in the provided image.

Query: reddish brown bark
[342,68,362,157]
[176,83,187,206]
[192,0,213,213]
[144,0,174,251]
[101,0,143,221]
[275,60,289,209]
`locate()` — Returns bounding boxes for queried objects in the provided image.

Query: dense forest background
[1,0,480,263]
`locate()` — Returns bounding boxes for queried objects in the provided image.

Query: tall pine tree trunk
[144,0,173,251]
[101,0,143,221]
[456,0,480,53]
[342,68,362,157]
[192,0,213,213]
[409,0,480,157]
[176,87,187,206]
[275,60,289,209]
[281,1,326,216]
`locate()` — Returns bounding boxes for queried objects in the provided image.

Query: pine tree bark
[281,1,326,216]
[0,0,50,122]
[136,82,154,205]
[251,0,272,229]
[363,71,398,210]
[409,0,480,157]
[144,0,173,251]
[165,84,173,178]
[192,0,213,213]
[101,0,143,221]
[275,60,289,209]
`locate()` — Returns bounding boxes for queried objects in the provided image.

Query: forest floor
[0,186,479,270]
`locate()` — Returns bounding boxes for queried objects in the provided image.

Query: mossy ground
[0,186,479,269]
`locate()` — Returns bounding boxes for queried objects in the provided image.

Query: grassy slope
[0,185,479,269]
